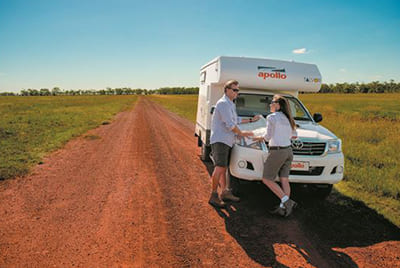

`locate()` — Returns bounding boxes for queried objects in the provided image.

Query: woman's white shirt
[263,111,297,146]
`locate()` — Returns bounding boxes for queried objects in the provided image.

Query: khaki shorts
[211,142,232,167]
[263,147,293,180]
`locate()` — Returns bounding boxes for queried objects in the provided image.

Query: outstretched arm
[240,114,262,124]
[232,126,253,137]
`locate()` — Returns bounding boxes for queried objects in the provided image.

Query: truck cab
[195,56,344,198]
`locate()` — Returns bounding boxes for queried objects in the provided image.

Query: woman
[253,94,298,217]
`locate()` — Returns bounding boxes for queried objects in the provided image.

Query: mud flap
[201,143,211,162]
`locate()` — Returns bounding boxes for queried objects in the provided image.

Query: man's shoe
[269,206,286,216]
[208,192,226,208]
[221,189,240,202]
[283,199,298,217]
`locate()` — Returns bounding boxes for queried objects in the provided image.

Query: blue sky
[0,0,399,92]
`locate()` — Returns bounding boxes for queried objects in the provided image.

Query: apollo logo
[257,66,287,80]
[258,72,287,80]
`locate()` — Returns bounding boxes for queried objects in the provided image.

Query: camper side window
[200,71,206,83]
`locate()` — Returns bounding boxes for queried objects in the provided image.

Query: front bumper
[229,145,344,185]
[289,153,344,184]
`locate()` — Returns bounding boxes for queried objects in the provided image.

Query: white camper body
[195,56,344,197]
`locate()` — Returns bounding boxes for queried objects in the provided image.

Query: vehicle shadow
[202,159,400,267]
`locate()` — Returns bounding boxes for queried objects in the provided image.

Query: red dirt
[1,97,400,267]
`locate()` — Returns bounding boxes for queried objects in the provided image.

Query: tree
[52,87,61,96]
[40,88,51,96]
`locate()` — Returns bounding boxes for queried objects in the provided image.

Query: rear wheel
[197,136,202,147]
[201,143,211,162]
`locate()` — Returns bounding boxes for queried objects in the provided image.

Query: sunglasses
[270,100,278,104]
[230,88,240,92]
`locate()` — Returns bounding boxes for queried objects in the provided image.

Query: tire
[200,143,211,162]
[228,170,241,196]
[310,184,333,199]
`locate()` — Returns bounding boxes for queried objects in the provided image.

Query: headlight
[327,139,342,154]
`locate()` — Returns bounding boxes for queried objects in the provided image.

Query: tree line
[0,87,200,96]
[316,80,400,93]
[1,81,400,96]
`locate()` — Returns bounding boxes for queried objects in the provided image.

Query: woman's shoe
[283,199,298,217]
[269,206,286,216]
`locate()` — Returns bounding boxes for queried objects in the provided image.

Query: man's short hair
[224,80,239,93]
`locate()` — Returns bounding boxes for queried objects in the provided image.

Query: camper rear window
[235,94,311,121]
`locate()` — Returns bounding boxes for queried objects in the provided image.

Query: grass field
[300,93,400,226]
[0,95,138,180]
[148,93,400,227]
[147,95,198,122]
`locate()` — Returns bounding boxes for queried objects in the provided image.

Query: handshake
[238,114,264,141]
[239,130,254,137]
[239,131,265,142]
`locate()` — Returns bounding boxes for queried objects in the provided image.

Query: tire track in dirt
[125,98,257,267]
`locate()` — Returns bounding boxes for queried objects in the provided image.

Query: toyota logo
[291,139,304,149]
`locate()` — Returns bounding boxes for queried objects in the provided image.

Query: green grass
[0,95,138,180]
[299,93,400,226]
[148,93,400,227]
[146,95,198,122]
[299,93,400,120]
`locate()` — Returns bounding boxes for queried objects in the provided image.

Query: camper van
[195,56,344,198]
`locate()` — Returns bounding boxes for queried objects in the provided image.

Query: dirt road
[1,97,400,267]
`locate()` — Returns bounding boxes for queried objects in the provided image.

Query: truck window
[235,94,312,121]
[289,101,309,120]
[235,95,272,116]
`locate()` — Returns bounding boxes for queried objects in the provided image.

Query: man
[208,80,259,207]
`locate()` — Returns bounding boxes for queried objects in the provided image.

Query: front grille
[290,166,324,176]
[292,142,326,156]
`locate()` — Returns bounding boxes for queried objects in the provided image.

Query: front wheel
[228,170,241,196]
[309,184,333,199]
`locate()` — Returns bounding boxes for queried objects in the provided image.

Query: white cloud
[339,68,346,72]
[292,48,308,54]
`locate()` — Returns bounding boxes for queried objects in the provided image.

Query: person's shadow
[202,160,400,267]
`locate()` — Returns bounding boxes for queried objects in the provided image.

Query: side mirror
[313,113,323,123]
[210,106,215,114]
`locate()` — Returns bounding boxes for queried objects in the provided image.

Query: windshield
[235,93,312,121]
